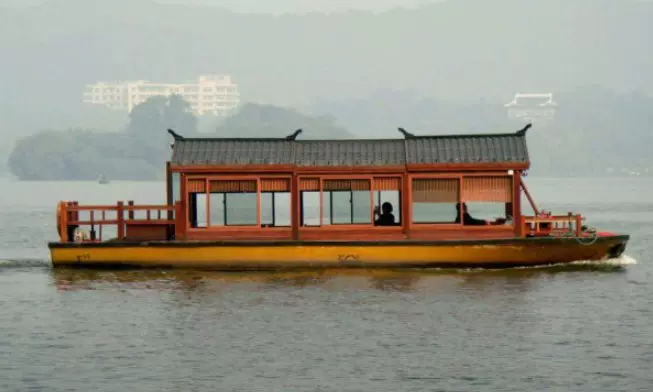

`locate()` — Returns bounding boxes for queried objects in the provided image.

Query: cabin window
[322,179,372,225]
[207,180,258,226]
[301,191,322,226]
[260,178,291,227]
[193,193,208,228]
[225,193,258,225]
[461,176,513,224]
[299,177,402,227]
[299,178,321,226]
[187,179,208,228]
[411,178,460,224]
[373,177,402,226]
[374,191,401,223]
[187,177,292,228]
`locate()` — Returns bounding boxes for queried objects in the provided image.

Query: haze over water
[0,177,650,391]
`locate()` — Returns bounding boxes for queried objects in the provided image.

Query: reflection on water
[50,263,629,293]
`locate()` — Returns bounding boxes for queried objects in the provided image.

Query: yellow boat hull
[48,236,629,270]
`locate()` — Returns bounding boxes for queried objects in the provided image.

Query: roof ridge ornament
[515,123,532,136]
[167,128,185,141]
[397,127,416,139]
[285,128,303,140]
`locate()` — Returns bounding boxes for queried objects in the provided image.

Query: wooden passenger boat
[48,125,629,270]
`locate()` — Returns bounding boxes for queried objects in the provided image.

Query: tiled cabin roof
[170,128,530,168]
[294,140,406,166]
[404,134,529,164]
[172,138,294,165]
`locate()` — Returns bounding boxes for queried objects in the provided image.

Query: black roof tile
[170,129,530,168]
[172,138,294,165]
[405,134,529,164]
[294,140,405,166]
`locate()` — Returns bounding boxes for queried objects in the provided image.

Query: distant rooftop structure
[82,75,241,117]
[505,93,557,122]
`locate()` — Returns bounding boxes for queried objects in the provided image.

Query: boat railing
[57,201,175,243]
[522,212,584,237]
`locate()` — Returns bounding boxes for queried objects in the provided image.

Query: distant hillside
[7,100,355,180]
[308,86,653,177]
[215,103,353,139]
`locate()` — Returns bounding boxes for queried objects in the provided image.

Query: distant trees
[126,94,198,167]
[8,95,198,181]
[216,103,353,139]
[8,130,161,180]
[127,94,197,138]
[7,98,357,180]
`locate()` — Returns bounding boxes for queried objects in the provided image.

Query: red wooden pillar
[177,173,188,240]
[174,201,186,240]
[165,161,173,215]
[403,173,412,239]
[513,171,523,237]
[291,173,300,240]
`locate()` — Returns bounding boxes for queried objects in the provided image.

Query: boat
[97,174,110,184]
[48,124,629,270]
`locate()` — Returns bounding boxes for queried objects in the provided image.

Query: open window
[299,176,403,227]
[411,178,460,224]
[460,176,513,225]
[373,177,402,226]
[260,178,291,227]
[300,178,321,227]
[186,177,292,229]
[299,177,374,226]
[188,178,208,228]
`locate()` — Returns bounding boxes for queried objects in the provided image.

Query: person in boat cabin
[455,202,506,226]
[374,202,396,226]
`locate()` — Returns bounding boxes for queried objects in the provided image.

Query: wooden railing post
[128,200,135,220]
[117,201,125,239]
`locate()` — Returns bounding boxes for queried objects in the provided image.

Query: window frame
[261,190,292,228]
[297,175,404,229]
[184,174,292,231]
[408,172,515,230]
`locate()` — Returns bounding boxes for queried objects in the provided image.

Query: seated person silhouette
[455,202,506,226]
[374,202,396,226]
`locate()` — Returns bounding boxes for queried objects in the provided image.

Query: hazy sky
[0,0,440,13]
[1,0,652,177]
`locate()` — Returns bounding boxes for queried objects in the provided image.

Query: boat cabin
[55,125,585,243]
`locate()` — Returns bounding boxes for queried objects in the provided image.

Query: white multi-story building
[82,75,241,117]
[505,93,557,122]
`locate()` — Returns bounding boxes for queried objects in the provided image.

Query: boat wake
[479,253,638,272]
[0,259,51,269]
[568,253,637,267]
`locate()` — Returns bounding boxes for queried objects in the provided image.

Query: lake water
[0,177,651,391]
